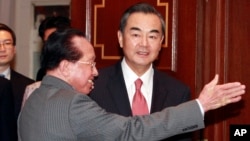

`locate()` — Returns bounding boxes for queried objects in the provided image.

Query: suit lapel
[106,64,170,115]
[106,63,132,116]
[150,69,169,113]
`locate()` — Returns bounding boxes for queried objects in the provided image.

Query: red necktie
[132,78,149,116]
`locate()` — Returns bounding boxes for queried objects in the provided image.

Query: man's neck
[0,65,10,73]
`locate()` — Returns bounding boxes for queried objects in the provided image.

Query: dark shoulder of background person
[0,77,17,141]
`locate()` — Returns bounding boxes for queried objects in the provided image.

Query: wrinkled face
[68,37,98,94]
[0,30,16,68]
[118,12,164,73]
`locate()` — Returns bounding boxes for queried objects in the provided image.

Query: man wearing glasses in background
[0,23,35,141]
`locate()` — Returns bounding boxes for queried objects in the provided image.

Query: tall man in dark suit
[0,23,35,141]
[0,77,16,141]
[89,3,192,140]
[18,28,245,141]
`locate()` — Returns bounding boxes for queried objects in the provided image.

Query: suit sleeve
[69,94,204,141]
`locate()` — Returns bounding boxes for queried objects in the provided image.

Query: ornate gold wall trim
[157,0,169,48]
[93,0,169,60]
[94,0,121,60]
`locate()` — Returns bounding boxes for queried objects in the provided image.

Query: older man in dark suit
[90,3,192,141]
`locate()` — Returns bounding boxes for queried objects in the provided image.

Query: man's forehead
[0,30,12,36]
[0,31,12,40]
[81,53,96,61]
[125,13,162,32]
[82,48,96,60]
[72,36,96,60]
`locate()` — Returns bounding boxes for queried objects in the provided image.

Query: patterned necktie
[132,78,149,116]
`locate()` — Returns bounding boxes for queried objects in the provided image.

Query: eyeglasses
[77,61,96,69]
[0,41,13,49]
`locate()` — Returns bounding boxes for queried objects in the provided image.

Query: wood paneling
[198,0,250,141]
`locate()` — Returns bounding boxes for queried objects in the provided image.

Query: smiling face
[0,30,16,71]
[67,36,98,94]
[118,12,164,75]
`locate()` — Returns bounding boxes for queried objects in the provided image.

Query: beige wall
[0,0,70,79]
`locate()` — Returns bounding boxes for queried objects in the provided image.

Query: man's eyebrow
[149,29,160,34]
[129,27,160,34]
[130,27,141,31]
[0,39,12,42]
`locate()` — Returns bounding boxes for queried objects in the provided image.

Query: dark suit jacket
[0,77,16,141]
[90,62,192,141]
[19,75,204,141]
[10,70,35,120]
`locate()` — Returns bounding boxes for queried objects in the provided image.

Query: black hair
[41,28,85,71]
[0,23,16,45]
[119,3,166,35]
[38,16,71,40]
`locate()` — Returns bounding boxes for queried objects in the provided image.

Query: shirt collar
[1,67,11,80]
[121,58,154,88]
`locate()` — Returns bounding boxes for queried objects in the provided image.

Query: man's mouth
[88,79,94,89]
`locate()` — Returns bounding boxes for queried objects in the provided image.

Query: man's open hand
[198,74,246,112]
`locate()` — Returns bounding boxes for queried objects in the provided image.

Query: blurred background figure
[36,16,71,81]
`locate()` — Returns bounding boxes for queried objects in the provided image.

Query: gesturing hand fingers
[205,74,219,92]
[198,74,246,112]
[211,82,245,106]
[220,84,245,104]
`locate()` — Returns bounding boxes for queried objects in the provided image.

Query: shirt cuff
[196,99,205,118]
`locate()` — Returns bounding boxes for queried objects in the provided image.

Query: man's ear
[159,36,165,51]
[13,46,16,54]
[58,60,71,77]
[160,35,164,44]
[117,30,123,48]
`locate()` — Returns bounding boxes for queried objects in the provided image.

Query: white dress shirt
[121,58,154,112]
[121,58,204,117]
[0,67,11,80]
